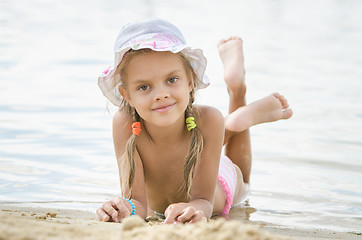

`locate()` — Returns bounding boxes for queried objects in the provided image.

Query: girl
[96,19,293,224]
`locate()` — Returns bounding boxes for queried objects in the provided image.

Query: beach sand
[0,204,359,240]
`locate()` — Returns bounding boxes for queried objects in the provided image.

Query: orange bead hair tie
[132,122,141,136]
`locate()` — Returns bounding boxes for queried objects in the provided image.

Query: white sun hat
[98,19,210,106]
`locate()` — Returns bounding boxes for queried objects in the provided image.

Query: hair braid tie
[132,122,141,136]
[186,117,197,131]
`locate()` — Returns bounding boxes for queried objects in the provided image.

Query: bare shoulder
[194,105,224,134]
[113,109,132,134]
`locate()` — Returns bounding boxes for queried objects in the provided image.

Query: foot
[217,36,246,97]
[225,93,293,132]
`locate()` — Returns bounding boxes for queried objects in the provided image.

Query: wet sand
[0,204,360,240]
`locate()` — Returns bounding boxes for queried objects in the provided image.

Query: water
[1,0,361,234]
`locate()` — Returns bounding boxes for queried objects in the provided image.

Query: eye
[138,85,149,91]
[168,77,178,84]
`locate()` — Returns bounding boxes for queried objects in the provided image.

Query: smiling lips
[152,103,176,113]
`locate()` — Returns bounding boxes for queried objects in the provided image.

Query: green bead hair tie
[186,117,197,131]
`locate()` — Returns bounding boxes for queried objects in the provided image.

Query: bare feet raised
[225,93,293,132]
[218,36,246,96]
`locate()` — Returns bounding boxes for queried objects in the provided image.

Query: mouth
[152,103,176,113]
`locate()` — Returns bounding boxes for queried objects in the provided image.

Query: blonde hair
[116,49,203,198]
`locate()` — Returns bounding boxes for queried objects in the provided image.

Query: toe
[282,108,293,119]
[274,93,290,109]
[217,39,227,47]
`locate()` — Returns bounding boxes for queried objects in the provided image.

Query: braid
[117,50,145,197]
[181,91,204,197]
[120,104,141,198]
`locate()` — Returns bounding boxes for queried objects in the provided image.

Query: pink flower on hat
[102,66,112,75]
[151,33,181,49]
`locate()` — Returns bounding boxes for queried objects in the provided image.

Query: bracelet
[122,197,136,216]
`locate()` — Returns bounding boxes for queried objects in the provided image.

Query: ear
[118,85,134,107]
[188,79,194,93]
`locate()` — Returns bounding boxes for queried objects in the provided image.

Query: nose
[154,85,170,101]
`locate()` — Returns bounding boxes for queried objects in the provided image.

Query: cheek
[179,89,191,108]
[131,96,149,111]
[127,91,148,108]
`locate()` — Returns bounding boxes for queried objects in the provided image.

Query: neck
[143,116,188,144]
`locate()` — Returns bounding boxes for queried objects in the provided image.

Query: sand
[0,204,360,240]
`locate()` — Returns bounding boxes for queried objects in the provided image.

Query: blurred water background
[0,0,361,233]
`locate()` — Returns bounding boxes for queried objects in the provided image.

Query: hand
[96,196,132,222]
[164,203,207,224]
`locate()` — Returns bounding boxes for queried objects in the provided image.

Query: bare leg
[225,93,293,133]
[218,37,293,184]
[218,36,252,184]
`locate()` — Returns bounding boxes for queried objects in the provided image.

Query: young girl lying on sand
[96,19,293,224]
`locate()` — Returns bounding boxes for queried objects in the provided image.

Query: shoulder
[194,105,224,124]
[113,108,132,125]
[113,109,132,130]
[194,105,224,134]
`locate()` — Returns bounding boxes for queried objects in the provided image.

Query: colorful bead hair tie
[186,117,196,131]
[121,197,136,216]
[132,122,141,136]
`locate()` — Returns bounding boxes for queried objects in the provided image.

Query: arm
[164,106,225,224]
[97,109,148,222]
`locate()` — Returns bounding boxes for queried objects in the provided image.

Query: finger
[114,198,131,220]
[176,207,195,223]
[188,211,206,224]
[164,211,178,224]
[102,201,119,222]
[96,207,111,222]
[164,205,181,224]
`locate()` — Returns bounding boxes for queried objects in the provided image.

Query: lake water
[1,0,361,234]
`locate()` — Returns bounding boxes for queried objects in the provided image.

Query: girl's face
[119,51,193,128]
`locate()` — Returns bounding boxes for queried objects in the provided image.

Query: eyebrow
[131,69,183,85]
